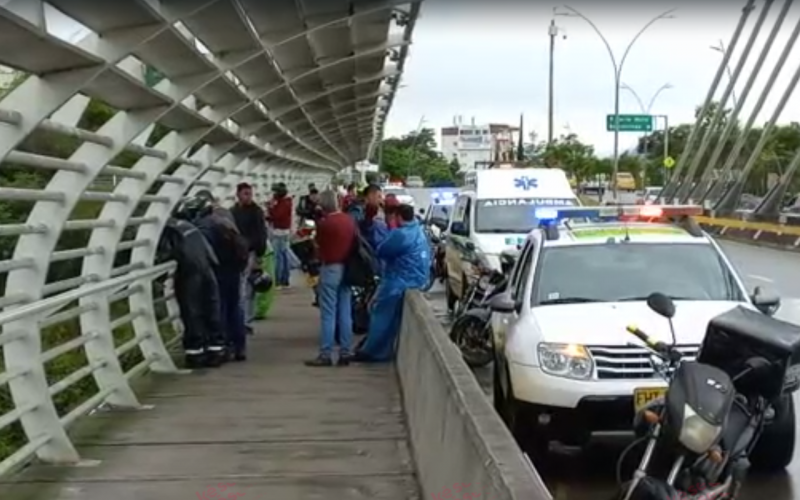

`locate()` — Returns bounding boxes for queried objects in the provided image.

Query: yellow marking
[571,227,684,239]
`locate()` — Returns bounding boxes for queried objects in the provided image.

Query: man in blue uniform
[354,204,430,362]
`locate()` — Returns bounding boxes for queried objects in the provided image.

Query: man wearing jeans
[231,182,267,335]
[305,190,357,367]
[266,182,293,288]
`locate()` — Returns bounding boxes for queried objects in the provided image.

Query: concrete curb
[397,291,551,500]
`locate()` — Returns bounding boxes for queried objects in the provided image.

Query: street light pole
[556,6,675,201]
[547,18,560,146]
[621,83,673,185]
[711,40,739,107]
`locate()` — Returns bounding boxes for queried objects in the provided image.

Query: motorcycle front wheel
[449,315,493,367]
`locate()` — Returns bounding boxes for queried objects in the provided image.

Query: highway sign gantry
[606,114,653,132]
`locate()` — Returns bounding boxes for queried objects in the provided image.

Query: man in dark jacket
[159,197,227,368]
[194,190,249,361]
[296,187,322,223]
[231,182,267,334]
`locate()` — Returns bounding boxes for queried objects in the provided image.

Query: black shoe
[304,355,333,367]
[351,351,372,363]
[234,351,247,362]
[337,354,353,366]
[204,352,224,368]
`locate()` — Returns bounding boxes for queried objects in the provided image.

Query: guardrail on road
[397,292,552,500]
[695,216,800,249]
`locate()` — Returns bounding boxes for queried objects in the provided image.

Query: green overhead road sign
[663,156,675,168]
[606,114,653,132]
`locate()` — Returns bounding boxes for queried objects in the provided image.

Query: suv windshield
[427,204,451,225]
[533,243,745,305]
[475,197,577,233]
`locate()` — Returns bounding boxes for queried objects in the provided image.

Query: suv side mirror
[464,241,476,252]
[752,286,780,316]
[489,293,516,313]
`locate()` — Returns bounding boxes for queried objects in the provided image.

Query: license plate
[633,388,666,412]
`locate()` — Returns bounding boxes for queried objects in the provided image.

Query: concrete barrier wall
[397,291,552,500]
[695,216,800,251]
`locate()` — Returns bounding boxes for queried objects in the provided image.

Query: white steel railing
[0,0,417,478]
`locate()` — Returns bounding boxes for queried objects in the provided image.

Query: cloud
[386,1,800,156]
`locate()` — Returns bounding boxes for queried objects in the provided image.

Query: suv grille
[587,345,700,379]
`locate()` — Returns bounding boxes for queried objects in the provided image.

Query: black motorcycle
[449,250,517,368]
[421,226,446,292]
[614,292,800,500]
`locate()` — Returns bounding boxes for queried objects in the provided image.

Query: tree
[377,128,456,185]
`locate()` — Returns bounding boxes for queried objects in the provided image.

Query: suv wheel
[750,394,795,472]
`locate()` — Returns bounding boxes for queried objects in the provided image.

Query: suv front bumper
[509,362,667,438]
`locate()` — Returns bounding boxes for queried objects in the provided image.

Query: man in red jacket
[266,182,293,288]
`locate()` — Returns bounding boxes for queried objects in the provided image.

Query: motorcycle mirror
[646,292,676,319]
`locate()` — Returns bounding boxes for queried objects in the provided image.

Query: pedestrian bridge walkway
[0,288,419,500]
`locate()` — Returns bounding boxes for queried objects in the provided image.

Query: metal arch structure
[0,0,420,476]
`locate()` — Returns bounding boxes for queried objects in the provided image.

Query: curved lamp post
[556,6,676,200]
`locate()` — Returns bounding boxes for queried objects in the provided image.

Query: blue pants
[272,234,290,286]
[358,285,404,362]
[217,270,245,354]
[318,264,353,357]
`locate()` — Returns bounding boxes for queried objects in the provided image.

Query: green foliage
[378,128,458,185]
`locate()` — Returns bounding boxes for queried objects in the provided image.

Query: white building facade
[440,118,516,172]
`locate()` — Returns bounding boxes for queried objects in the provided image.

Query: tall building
[440,117,517,172]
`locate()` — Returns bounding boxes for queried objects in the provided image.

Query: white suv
[486,205,782,454]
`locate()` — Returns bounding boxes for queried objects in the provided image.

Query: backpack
[343,227,377,288]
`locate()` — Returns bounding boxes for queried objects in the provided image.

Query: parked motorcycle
[449,249,518,367]
[613,292,800,500]
[421,225,446,292]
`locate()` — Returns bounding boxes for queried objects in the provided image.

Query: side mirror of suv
[489,293,516,314]
[752,286,781,316]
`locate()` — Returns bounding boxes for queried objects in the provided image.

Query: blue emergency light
[431,190,457,206]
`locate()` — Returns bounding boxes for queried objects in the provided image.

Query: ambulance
[444,168,578,311]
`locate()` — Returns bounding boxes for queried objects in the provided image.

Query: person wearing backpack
[354,204,431,363]
[194,190,250,361]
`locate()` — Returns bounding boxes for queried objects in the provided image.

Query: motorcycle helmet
[173,193,213,221]
[249,269,274,293]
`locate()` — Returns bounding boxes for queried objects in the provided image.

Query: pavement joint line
[0,471,417,484]
[75,435,410,446]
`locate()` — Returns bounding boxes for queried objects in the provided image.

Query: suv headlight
[537,343,593,380]
[678,405,721,454]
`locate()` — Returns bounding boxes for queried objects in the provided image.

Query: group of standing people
[161,179,429,370]
[159,183,267,369]
[305,183,431,367]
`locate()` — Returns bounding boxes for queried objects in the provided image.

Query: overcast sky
[384,1,800,156]
[41,0,800,158]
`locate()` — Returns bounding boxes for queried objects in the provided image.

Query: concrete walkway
[0,287,419,500]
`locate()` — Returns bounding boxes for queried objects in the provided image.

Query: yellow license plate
[633,388,666,412]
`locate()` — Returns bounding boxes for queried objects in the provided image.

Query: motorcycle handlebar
[626,325,662,351]
[626,325,681,362]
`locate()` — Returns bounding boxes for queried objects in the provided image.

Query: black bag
[343,230,377,288]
